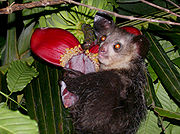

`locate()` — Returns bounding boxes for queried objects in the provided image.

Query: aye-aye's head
[94,12,149,70]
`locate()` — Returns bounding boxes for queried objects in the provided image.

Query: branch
[0,0,180,26]
[140,0,180,18]
[165,0,180,9]
[0,0,65,14]
[65,0,180,26]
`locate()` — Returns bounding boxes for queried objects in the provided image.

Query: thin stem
[65,0,180,26]
[165,0,180,9]
[0,91,27,112]
[5,92,12,104]
[0,0,180,26]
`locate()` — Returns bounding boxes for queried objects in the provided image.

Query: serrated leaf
[0,57,34,75]
[7,60,39,92]
[145,32,180,103]
[0,107,39,134]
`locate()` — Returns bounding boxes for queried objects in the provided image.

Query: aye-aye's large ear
[132,35,150,58]
[94,11,115,37]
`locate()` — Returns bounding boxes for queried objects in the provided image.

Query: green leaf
[165,123,180,134]
[145,72,162,108]
[145,32,180,103]
[23,6,45,26]
[0,64,9,75]
[172,57,180,68]
[148,24,180,48]
[0,102,8,109]
[39,16,47,28]
[38,0,113,44]
[0,91,27,111]
[24,60,74,134]
[0,57,34,75]
[1,8,18,65]
[138,81,180,134]
[117,0,167,16]
[153,107,180,120]
[18,22,35,59]
[154,82,180,132]
[137,111,162,134]
[7,60,38,93]
[155,82,180,115]
[0,107,39,134]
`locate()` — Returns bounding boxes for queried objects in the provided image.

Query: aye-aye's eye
[100,35,107,42]
[114,43,121,50]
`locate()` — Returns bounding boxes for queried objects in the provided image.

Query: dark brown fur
[60,12,149,134]
[62,58,147,134]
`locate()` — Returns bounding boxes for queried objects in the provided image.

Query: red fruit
[31,28,99,72]
[31,28,82,67]
[120,26,142,36]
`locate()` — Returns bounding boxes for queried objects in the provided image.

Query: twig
[0,91,27,112]
[0,0,180,26]
[165,0,180,9]
[140,0,180,18]
[0,0,65,14]
[64,0,180,26]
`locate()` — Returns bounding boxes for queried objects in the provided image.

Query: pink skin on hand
[60,81,79,108]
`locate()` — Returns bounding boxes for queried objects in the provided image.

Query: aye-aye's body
[61,12,149,134]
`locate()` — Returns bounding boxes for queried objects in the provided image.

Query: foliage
[145,31,180,103]
[7,60,38,92]
[0,104,39,134]
[0,0,180,133]
[38,0,114,43]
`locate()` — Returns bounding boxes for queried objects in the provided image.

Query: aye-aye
[60,12,149,134]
